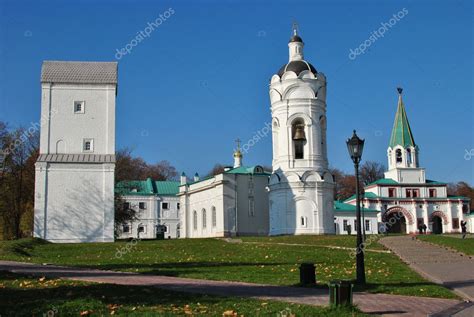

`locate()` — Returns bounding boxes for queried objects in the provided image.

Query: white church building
[34,61,117,243]
[344,88,471,234]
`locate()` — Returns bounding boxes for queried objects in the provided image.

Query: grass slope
[0,236,457,299]
[418,234,474,256]
[0,271,368,316]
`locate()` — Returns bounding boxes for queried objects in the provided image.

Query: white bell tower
[268,26,335,235]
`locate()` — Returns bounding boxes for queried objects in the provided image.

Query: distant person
[461,220,467,239]
[422,223,427,234]
[418,224,423,235]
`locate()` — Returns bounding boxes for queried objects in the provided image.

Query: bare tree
[360,161,386,185]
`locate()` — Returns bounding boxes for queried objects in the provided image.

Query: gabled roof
[334,201,380,213]
[41,61,118,84]
[389,89,416,148]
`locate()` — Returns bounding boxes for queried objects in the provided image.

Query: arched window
[193,211,197,230]
[292,119,306,159]
[396,149,403,163]
[406,148,412,165]
[202,209,207,228]
[212,206,217,227]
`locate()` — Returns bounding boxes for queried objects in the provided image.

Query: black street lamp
[346,130,366,285]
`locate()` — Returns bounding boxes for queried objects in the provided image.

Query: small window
[365,220,370,231]
[139,202,146,210]
[212,207,217,227]
[74,101,85,114]
[301,216,307,227]
[124,202,130,210]
[429,189,436,198]
[343,220,348,231]
[463,204,469,213]
[138,225,145,233]
[177,203,180,210]
[452,218,459,229]
[249,198,255,217]
[406,189,411,198]
[354,220,358,231]
[123,224,130,233]
[162,202,169,210]
[193,211,197,230]
[202,209,207,228]
[83,139,94,152]
[388,188,396,198]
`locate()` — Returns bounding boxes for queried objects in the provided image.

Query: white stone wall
[158,196,180,239]
[40,83,116,155]
[334,213,379,235]
[34,163,115,242]
[34,80,116,243]
[179,173,269,238]
[268,70,334,235]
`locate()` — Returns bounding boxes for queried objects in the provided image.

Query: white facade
[115,179,181,239]
[334,213,379,235]
[34,61,117,243]
[345,89,471,234]
[268,30,335,235]
[179,164,270,238]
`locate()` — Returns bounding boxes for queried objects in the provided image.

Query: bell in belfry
[293,124,306,141]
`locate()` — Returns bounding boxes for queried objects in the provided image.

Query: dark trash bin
[299,263,316,285]
[329,280,353,306]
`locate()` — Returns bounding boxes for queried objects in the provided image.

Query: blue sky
[0,0,472,183]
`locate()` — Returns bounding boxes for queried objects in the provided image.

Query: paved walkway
[380,236,474,316]
[0,260,462,317]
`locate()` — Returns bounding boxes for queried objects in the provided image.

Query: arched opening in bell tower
[292,119,306,159]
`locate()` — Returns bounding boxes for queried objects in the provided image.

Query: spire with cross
[292,21,299,36]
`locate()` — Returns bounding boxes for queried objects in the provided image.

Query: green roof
[334,201,379,213]
[344,192,379,202]
[224,165,271,175]
[426,179,447,185]
[368,178,398,186]
[389,90,416,148]
[155,181,180,196]
[115,178,155,196]
[116,178,180,196]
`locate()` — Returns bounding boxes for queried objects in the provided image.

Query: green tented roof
[389,92,416,148]
[334,201,380,213]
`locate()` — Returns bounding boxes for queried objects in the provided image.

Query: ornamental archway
[429,211,448,225]
[383,207,414,234]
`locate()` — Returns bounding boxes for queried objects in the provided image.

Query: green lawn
[0,236,457,299]
[418,234,474,256]
[0,271,368,316]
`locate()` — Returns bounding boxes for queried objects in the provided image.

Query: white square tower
[34,61,117,243]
